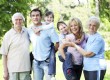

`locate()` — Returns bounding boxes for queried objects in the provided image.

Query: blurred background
[0,0,110,80]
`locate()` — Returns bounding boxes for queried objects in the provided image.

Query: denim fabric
[58,47,67,62]
[33,60,52,80]
[48,43,56,75]
[62,52,74,80]
[62,52,83,80]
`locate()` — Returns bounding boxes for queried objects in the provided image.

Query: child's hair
[45,11,54,19]
[57,21,67,30]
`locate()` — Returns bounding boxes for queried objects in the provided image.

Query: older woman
[59,18,88,80]
[59,16,106,80]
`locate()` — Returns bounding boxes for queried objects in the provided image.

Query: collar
[11,27,25,34]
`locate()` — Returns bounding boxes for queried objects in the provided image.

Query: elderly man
[0,12,31,80]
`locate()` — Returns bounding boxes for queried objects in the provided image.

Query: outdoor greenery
[0,0,110,80]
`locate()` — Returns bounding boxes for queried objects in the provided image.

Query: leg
[9,72,19,80]
[33,60,44,80]
[100,70,106,80]
[84,70,98,80]
[19,71,31,80]
[41,61,52,80]
[73,65,83,80]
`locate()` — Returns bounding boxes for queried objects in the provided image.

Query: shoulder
[95,33,104,41]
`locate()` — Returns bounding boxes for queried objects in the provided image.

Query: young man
[28,8,59,80]
[1,12,31,80]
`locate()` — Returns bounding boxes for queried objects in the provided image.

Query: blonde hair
[68,17,84,36]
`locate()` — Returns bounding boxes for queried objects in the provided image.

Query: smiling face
[88,21,98,34]
[87,17,100,35]
[59,23,68,35]
[12,15,23,28]
[44,14,54,24]
[30,11,42,26]
[70,20,80,35]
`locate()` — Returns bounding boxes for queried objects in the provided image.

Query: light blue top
[28,25,59,61]
[84,32,105,71]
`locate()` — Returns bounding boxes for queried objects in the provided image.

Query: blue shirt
[84,32,105,71]
[28,25,59,61]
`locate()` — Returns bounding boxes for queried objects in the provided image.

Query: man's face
[12,16,23,28]
[30,11,42,25]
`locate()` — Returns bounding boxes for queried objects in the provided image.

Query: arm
[71,42,95,57]
[41,22,54,30]
[58,44,66,59]
[2,55,9,80]
[59,40,95,57]
[54,42,59,53]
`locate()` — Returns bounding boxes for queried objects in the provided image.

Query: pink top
[66,33,87,65]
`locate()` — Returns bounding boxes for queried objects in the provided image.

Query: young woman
[58,18,88,80]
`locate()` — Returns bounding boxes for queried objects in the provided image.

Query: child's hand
[33,27,41,36]
[75,39,81,44]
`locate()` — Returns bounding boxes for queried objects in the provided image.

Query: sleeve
[66,34,75,42]
[41,22,54,30]
[87,37,104,55]
[48,29,59,43]
[0,32,10,55]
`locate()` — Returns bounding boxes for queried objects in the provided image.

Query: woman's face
[88,21,98,34]
[59,23,68,34]
[70,21,80,35]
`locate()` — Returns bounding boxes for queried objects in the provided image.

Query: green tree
[0,0,34,45]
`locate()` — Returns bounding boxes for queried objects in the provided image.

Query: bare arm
[54,42,59,53]
[2,55,9,80]
[59,40,95,57]
[71,42,95,57]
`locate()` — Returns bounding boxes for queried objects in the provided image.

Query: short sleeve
[87,37,104,55]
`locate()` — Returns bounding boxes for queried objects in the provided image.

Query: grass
[0,55,110,80]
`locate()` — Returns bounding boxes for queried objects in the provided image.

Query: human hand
[33,27,41,36]
[75,39,81,44]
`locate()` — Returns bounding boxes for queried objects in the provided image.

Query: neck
[13,26,22,33]
[34,22,42,27]
[90,32,97,35]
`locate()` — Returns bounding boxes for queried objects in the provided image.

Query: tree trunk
[95,0,99,17]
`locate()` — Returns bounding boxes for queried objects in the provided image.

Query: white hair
[12,12,25,22]
[88,16,100,28]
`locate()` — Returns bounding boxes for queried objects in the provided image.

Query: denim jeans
[33,59,52,80]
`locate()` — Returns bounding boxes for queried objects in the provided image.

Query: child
[58,18,88,80]
[33,11,57,80]
[32,11,54,34]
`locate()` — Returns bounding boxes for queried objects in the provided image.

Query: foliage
[105,50,110,60]
[0,0,34,45]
